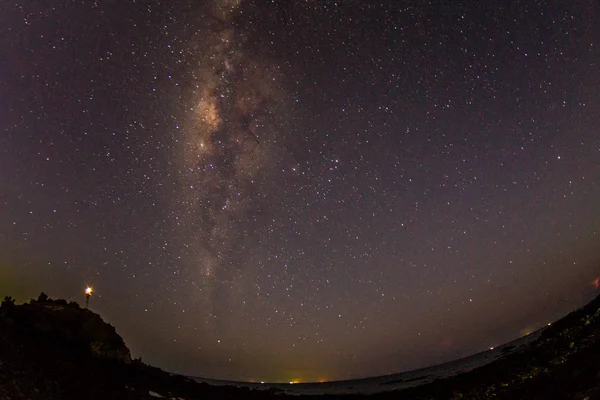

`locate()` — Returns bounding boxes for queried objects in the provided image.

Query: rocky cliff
[1,294,131,364]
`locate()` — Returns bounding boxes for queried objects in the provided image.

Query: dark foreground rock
[1,293,600,399]
[0,295,278,399]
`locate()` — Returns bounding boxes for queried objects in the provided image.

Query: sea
[191,327,545,395]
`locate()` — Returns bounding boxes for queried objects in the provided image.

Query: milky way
[172,0,289,315]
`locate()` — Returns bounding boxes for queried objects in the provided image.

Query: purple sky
[1,0,599,382]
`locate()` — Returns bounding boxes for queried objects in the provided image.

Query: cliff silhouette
[1,293,131,364]
[0,294,277,399]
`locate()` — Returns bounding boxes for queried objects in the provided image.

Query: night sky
[1,0,599,383]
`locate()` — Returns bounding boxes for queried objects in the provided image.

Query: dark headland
[1,292,600,399]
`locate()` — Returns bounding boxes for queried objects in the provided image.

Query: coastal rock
[1,295,131,364]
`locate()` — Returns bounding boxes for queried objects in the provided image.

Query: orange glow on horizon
[593,277,600,289]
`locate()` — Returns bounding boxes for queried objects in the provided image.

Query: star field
[1,0,599,383]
